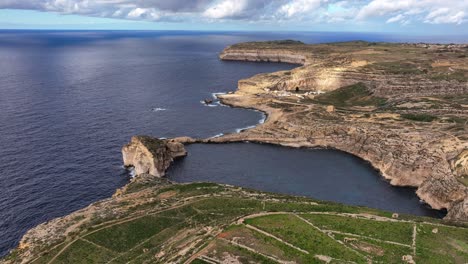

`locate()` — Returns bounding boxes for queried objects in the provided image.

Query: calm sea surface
[0,30,457,256]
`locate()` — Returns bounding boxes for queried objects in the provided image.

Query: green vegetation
[190,259,211,264]
[221,225,311,263]
[302,214,414,244]
[430,69,467,82]
[5,182,468,264]
[245,214,365,262]
[233,39,304,48]
[85,216,175,252]
[313,82,386,108]
[332,233,412,263]
[134,135,165,154]
[364,61,426,75]
[262,40,305,45]
[458,176,468,187]
[416,224,468,263]
[53,239,115,264]
[401,113,438,122]
[205,239,278,264]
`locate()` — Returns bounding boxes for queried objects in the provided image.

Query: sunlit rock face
[122,136,187,177]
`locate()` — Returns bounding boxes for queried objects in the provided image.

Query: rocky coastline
[211,41,468,221]
[3,40,468,263]
[123,41,467,221]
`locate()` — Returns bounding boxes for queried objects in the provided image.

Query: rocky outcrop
[220,47,307,65]
[451,149,468,178]
[446,197,468,220]
[122,136,187,177]
[417,178,467,211]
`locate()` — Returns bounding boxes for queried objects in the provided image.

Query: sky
[0,0,467,34]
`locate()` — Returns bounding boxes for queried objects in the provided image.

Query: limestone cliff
[122,136,186,177]
[216,41,468,222]
[220,48,307,65]
[221,42,468,97]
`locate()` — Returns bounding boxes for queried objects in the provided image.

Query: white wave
[200,100,218,107]
[123,166,136,178]
[151,107,167,112]
[207,91,267,134]
[211,92,227,99]
[235,125,256,133]
[210,133,224,138]
[258,112,267,124]
[129,168,136,178]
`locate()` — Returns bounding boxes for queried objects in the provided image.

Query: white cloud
[127,8,160,20]
[277,0,323,18]
[425,8,465,24]
[386,14,404,23]
[203,0,248,19]
[0,0,466,26]
[358,0,468,24]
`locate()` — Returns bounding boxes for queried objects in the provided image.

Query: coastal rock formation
[446,197,468,220]
[223,42,468,97]
[122,136,186,177]
[451,149,468,179]
[216,41,468,222]
[220,41,307,65]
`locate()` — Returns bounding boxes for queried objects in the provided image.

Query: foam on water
[210,133,224,138]
[235,125,257,133]
[151,108,167,112]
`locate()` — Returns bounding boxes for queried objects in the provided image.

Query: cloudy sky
[0,0,466,33]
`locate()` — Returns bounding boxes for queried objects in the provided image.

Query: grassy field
[4,181,465,264]
[313,83,387,108]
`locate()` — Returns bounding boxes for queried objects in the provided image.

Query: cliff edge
[214,41,468,222]
[122,136,187,177]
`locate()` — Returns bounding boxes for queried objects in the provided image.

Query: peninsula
[2,41,468,263]
[211,40,468,221]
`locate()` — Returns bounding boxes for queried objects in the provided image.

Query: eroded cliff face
[222,42,468,98]
[122,136,187,177]
[220,48,307,65]
[216,41,468,222]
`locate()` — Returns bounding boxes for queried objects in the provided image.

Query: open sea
[0,30,460,256]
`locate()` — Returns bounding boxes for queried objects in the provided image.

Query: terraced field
[6,179,466,264]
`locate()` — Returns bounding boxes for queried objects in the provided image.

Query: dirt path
[293,214,368,260]
[220,238,285,263]
[244,224,309,254]
[45,197,207,264]
[321,230,412,248]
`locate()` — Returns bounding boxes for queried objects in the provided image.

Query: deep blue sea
[0,30,459,257]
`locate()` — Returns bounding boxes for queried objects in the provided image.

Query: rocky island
[2,41,468,263]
